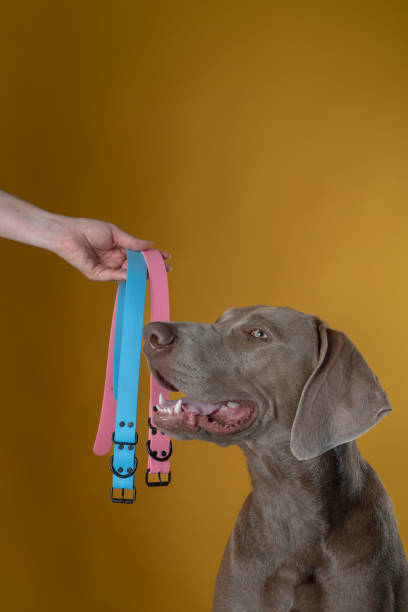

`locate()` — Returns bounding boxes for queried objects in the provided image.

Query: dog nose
[144,322,176,351]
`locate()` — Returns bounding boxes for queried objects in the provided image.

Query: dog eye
[249,329,268,339]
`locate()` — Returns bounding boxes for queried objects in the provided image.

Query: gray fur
[143,305,408,611]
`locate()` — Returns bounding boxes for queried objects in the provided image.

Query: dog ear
[290,321,392,460]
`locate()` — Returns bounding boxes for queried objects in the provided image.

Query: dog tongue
[182,397,223,415]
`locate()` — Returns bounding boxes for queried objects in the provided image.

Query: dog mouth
[153,395,258,435]
[151,369,257,435]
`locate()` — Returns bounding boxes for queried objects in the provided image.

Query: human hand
[54,216,171,281]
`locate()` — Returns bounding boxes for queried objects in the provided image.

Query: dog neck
[238,439,366,561]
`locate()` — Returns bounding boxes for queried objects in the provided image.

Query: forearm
[0,190,165,281]
[0,190,70,252]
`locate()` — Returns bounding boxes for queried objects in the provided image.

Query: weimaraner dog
[142,305,408,611]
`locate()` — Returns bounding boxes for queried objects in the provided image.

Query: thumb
[112,224,154,251]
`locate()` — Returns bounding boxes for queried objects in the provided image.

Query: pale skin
[0,190,171,281]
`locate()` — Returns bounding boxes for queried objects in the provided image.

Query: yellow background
[0,2,407,611]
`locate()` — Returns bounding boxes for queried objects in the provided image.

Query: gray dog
[142,305,408,611]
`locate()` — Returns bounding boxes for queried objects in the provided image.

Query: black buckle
[147,417,157,435]
[145,469,171,487]
[146,439,173,462]
[109,431,138,503]
[110,487,136,503]
[110,455,138,478]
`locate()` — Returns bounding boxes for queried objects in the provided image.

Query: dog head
[142,306,391,459]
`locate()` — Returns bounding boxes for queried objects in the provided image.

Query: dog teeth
[158,394,170,412]
[227,401,239,408]
[220,406,228,411]
[157,395,182,415]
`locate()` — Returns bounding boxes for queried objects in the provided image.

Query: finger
[118,258,170,274]
[95,267,128,282]
[111,225,154,250]
[107,247,126,266]
[92,260,172,281]
[160,251,171,260]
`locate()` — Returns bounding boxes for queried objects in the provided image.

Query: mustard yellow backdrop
[0,1,407,611]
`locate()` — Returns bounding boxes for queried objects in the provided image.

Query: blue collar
[110,250,147,502]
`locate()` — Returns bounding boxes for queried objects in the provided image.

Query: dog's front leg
[212,497,297,612]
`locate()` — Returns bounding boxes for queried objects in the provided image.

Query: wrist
[45,213,78,255]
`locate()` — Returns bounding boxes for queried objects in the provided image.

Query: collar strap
[93,249,171,503]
